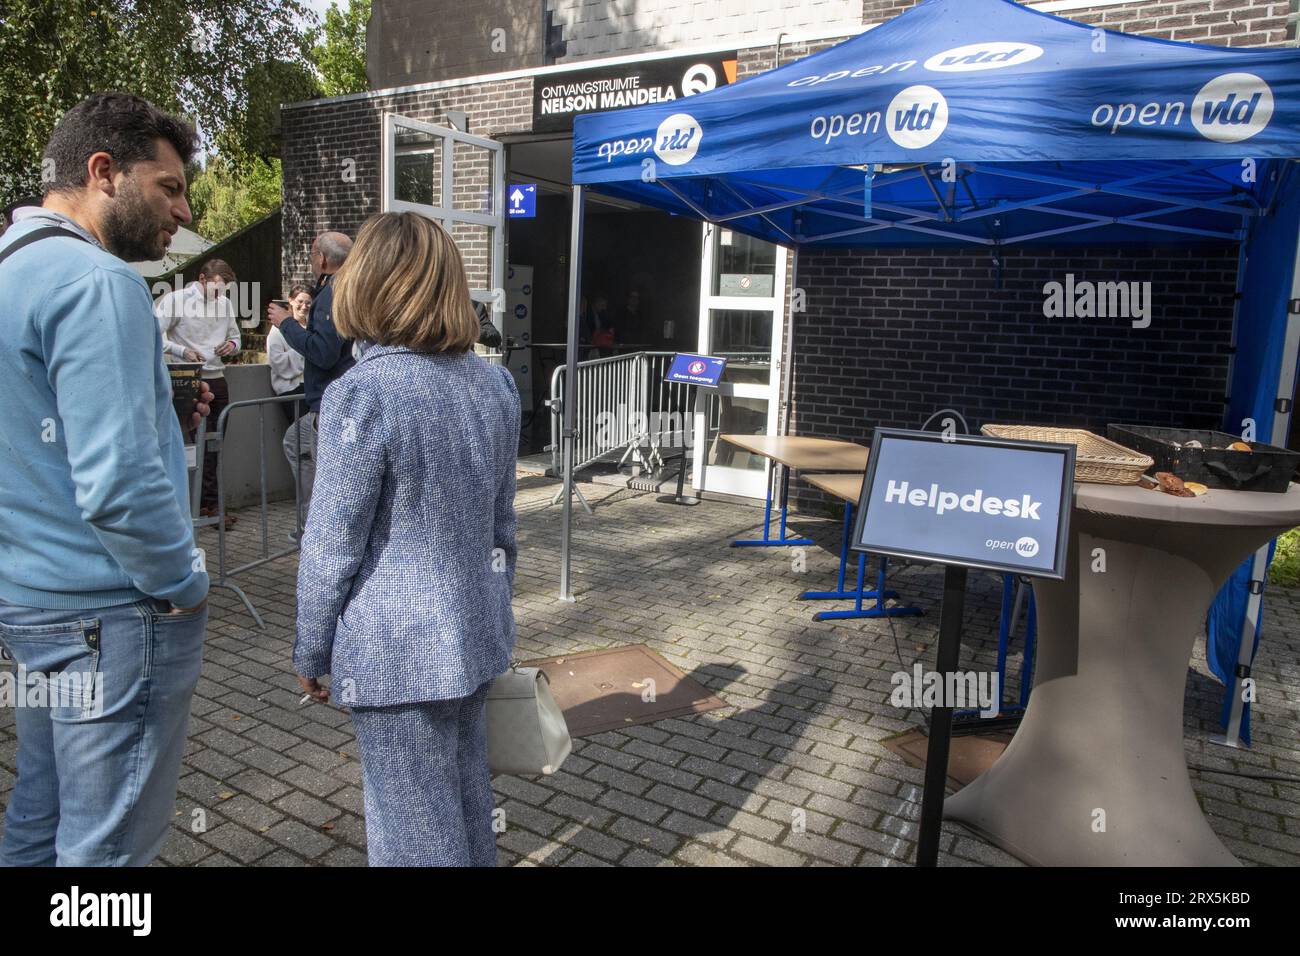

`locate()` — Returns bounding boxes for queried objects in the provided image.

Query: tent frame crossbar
[978,164,1261,219]
[640,158,1260,248]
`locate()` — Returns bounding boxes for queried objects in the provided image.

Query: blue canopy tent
[556,0,1300,745]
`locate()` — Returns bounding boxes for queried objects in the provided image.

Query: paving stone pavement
[2,475,1299,866]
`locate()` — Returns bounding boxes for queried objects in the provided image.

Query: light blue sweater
[0,210,208,610]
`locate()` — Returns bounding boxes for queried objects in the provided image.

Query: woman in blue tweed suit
[293,212,519,867]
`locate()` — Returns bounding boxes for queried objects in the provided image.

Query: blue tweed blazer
[293,344,520,706]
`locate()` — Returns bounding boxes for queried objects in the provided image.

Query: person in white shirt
[154,259,240,521]
[267,285,310,403]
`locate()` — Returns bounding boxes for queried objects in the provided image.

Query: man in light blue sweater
[0,93,210,866]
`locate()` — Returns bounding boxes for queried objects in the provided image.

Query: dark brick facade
[788,246,1239,509]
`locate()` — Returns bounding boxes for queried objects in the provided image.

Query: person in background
[294,211,519,867]
[581,293,616,359]
[620,289,645,337]
[473,298,503,350]
[267,285,311,421]
[267,232,353,523]
[0,91,209,867]
[155,258,240,526]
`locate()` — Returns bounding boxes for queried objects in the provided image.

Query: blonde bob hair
[332,212,479,353]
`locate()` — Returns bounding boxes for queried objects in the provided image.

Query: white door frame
[380,112,506,318]
[692,221,789,498]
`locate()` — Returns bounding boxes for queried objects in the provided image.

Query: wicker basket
[980,424,1154,485]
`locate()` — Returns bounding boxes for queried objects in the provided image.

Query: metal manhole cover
[883,728,1014,792]
[521,644,728,737]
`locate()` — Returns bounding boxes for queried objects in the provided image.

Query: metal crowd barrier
[547,350,769,499]
[549,351,675,481]
[191,394,310,629]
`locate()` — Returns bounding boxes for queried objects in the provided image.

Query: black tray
[1106,424,1299,493]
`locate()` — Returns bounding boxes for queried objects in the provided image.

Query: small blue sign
[507,184,537,218]
[665,353,727,388]
[852,429,1075,579]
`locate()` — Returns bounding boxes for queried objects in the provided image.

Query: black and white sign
[534,52,737,132]
[851,428,1076,579]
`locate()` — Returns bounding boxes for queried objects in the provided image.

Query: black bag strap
[0,226,90,269]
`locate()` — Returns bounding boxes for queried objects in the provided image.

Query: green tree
[0,0,310,206]
[230,58,323,166]
[188,154,282,242]
[308,0,370,98]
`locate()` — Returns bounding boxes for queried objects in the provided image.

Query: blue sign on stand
[665,353,727,388]
[851,428,1075,580]
[507,184,537,218]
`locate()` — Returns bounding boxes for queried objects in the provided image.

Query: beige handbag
[486,665,572,776]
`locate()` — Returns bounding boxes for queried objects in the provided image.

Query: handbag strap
[0,226,90,269]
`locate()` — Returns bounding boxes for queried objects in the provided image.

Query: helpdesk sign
[851,429,1076,579]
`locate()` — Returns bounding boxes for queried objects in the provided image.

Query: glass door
[693,223,788,498]
[381,113,505,327]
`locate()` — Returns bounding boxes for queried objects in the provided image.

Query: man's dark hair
[198,258,236,282]
[41,93,197,197]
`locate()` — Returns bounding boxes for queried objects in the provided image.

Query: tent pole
[779,246,798,436]
[1223,244,1249,409]
[1213,224,1300,749]
[559,184,585,603]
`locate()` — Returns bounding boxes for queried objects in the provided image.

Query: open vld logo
[1192,73,1274,144]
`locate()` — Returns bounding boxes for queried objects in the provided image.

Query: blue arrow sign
[507,183,537,218]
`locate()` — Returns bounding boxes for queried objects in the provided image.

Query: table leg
[801,501,888,601]
[813,550,924,621]
[1019,595,1037,711]
[943,514,1278,866]
[732,460,814,548]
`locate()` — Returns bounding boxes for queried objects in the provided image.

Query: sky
[303,0,336,24]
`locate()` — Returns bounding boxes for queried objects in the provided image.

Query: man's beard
[101,182,169,262]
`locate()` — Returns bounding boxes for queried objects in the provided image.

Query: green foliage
[1268,528,1300,588]
[188,154,281,242]
[0,0,310,206]
[308,0,370,98]
[233,59,323,166]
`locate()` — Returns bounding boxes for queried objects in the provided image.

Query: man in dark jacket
[266,231,353,518]
[474,298,503,349]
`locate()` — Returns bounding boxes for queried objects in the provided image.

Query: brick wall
[367,0,545,89]
[787,245,1241,511]
[279,79,533,292]
[550,0,861,60]
[861,1,1293,45]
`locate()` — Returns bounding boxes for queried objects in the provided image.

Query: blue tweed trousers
[350,680,497,867]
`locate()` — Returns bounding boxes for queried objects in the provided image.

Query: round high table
[943,482,1300,867]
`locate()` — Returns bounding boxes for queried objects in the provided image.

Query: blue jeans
[0,598,206,866]
[350,681,496,867]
